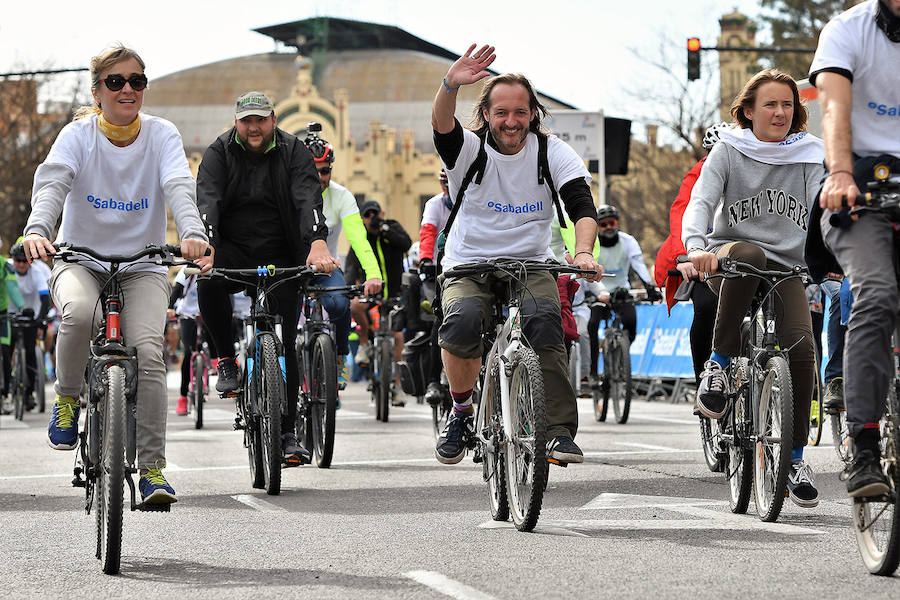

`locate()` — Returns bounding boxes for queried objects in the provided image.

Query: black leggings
[198,245,300,433]
[689,281,717,386]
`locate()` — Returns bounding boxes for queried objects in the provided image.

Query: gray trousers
[50,262,171,470]
[822,210,896,437]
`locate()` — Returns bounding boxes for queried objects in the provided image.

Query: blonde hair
[729,68,807,134]
[74,45,146,120]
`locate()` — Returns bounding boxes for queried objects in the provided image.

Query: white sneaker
[354,343,372,365]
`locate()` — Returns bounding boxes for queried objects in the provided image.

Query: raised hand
[445,44,497,89]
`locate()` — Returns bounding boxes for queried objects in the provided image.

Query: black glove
[369,215,384,231]
[419,258,435,277]
[21,307,35,318]
[646,286,663,303]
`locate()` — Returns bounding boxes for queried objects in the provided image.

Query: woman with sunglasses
[22,45,208,505]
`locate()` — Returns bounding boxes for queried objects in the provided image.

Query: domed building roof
[142,17,576,153]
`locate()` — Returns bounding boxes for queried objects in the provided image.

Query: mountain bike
[449,259,592,532]
[63,243,198,575]
[187,315,210,430]
[210,264,316,495]
[711,257,801,522]
[835,170,900,575]
[296,282,359,468]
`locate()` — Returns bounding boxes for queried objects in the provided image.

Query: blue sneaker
[47,395,80,450]
[139,468,177,504]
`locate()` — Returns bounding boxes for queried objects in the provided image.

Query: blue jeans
[821,279,845,383]
[316,269,351,356]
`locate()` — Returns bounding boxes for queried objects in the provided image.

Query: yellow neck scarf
[97,112,141,143]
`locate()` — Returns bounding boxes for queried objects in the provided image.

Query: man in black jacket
[346,200,411,397]
[196,91,338,464]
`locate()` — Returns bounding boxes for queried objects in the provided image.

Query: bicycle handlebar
[444,260,597,279]
[667,257,806,281]
[54,243,207,268]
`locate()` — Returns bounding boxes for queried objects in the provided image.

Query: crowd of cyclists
[4,0,899,575]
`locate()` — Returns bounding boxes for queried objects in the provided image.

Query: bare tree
[0,73,80,253]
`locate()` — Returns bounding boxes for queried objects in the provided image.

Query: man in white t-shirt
[431,44,602,467]
[303,126,382,390]
[807,0,900,498]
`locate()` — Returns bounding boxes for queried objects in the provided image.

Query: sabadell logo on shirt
[86,195,150,211]
[486,200,544,214]
[867,102,900,117]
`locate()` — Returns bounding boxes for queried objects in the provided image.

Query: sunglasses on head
[103,74,148,92]
[598,219,618,228]
[317,167,332,175]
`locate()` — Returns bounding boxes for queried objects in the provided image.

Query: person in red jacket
[654,124,725,384]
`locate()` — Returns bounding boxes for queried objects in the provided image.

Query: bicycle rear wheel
[727,358,753,513]
[832,409,853,464]
[808,365,823,446]
[477,359,508,521]
[311,334,338,468]
[592,375,608,422]
[13,346,26,420]
[754,355,794,522]
[608,333,632,424]
[258,334,283,495]
[700,416,725,472]
[192,353,205,430]
[504,347,548,532]
[853,379,900,575]
[97,365,126,575]
[376,339,392,423]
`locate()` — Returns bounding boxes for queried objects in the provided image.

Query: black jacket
[196,127,327,264]
[345,219,412,298]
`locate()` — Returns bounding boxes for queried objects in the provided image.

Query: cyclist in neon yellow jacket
[303,127,382,390]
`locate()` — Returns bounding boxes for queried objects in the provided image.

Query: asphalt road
[1,371,898,598]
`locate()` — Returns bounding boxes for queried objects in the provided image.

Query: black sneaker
[435,411,474,464]
[215,358,239,394]
[787,459,819,507]
[281,432,311,467]
[823,377,845,414]
[424,382,445,407]
[843,449,891,498]
[547,436,584,465]
[697,360,729,419]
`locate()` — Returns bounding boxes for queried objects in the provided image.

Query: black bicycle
[187,315,211,430]
[209,264,316,495]
[835,167,900,575]
[358,296,399,422]
[63,243,198,575]
[296,283,359,468]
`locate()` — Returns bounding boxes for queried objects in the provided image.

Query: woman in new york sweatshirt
[681,68,825,509]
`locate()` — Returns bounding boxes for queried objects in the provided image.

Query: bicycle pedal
[547,457,568,468]
[137,502,171,512]
[72,467,85,488]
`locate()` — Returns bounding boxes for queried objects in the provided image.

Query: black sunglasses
[317,167,332,175]
[103,74,148,92]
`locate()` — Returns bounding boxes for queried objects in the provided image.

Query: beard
[489,123,529,153]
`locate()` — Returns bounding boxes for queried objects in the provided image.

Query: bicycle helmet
[9,241,26,260]
[305,136,334,164]
[702,122,729,150]
[596,205,619,222]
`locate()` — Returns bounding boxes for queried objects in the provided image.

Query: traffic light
[687,37,701,81]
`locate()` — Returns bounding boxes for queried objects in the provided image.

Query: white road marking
[583,449,699,457]
[614,442,681,452]
[627,415,699,426]
[579,492,727,511]
[404,570,500,600]
[478,520,590,538]
[231,494,286,512]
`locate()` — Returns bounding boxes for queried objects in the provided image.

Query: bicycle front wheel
[753,355,794,522]
[853,379,900,575]
[609,333,632,424]
[592,375,608,422]
[700,416,724,473]
[97,365,126,575]
[192,353,205,430]
[13,347,26,420]
[35,345,46,413]
[832,408,853,464]
[477,359,508,522]
[311,334,338,468]
[376,339,392,423]
[504,347,548,532]
[258,334,284,495]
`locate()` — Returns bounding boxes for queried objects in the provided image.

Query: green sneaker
[139,468,177,504]
[338,355,349,391]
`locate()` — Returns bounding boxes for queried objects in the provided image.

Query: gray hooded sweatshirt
[681,141,824,268]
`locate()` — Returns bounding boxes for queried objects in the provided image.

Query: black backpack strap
[441,135,488,238]
[537,133,567,228]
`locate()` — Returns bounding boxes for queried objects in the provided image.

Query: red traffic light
[687,37,701,52]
